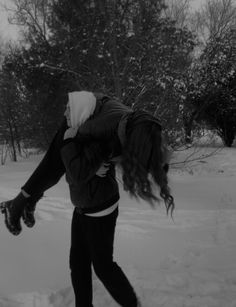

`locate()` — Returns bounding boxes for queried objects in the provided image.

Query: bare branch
[191,0,236,44]
[163,0,192,28]
[3,0,51,43]
[38,63,80,76]
[171,143,224,167]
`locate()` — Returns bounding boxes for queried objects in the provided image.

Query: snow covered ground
[0,144,236,307]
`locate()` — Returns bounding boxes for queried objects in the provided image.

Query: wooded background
[0,0,235,161]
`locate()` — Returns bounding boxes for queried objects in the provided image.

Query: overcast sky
[0,0,18,40]
[0,0,205,41]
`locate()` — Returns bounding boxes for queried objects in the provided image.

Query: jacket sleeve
[60,140,104,185]
[21,119,67,196]
[78,99,132,140]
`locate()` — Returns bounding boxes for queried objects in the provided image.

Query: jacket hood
[68,91,96,131]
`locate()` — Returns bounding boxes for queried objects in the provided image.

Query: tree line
[0,0,235,161]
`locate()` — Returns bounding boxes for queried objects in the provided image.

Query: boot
[0,193,42,235]
[0,193,27,235]
[22,202,36,228]
[22,193,42,228]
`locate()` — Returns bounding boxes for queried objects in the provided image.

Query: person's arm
[21,119,67,197]
[0,120,68,235]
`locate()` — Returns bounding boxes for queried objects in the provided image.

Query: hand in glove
[96,162,111,177]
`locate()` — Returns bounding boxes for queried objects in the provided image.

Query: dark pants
[70,207,138,307]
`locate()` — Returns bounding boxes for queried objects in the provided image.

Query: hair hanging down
[121,111,175,216]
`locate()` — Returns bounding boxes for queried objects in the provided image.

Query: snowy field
[0,143,236,307]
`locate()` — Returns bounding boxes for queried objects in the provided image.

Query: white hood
[68,91,96,131]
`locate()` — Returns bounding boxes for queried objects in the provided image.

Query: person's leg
[85,208,138,307]
[70,209,94,307]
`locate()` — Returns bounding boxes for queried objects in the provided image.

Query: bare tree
[2,0,51,43]
[163,0,192,28]
[190,0,236,45]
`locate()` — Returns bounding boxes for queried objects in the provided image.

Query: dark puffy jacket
[60,139,119,213]
[22,112,120,212]
[22,95,131,197]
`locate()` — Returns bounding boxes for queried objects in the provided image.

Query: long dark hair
[121,111,175,216]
